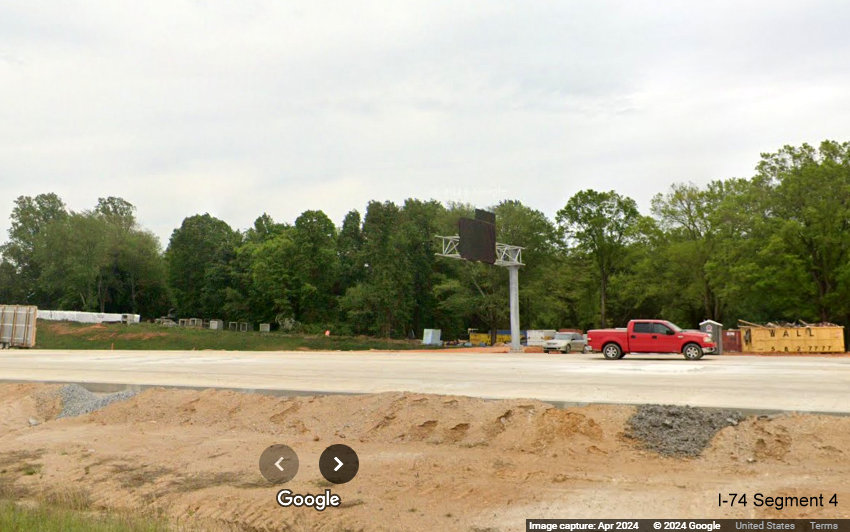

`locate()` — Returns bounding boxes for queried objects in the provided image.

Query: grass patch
[42,488,92,511]
[0,500,169,532]
[36,320,431,352]
[19,464,41,476]
[0,478,30,500]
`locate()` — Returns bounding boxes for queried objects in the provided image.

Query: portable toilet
[699,319,723,355]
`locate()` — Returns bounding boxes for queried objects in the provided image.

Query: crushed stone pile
[625,404,745,457]
[57,384,138,419]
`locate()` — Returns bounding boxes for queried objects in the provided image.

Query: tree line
[2,140,850,338]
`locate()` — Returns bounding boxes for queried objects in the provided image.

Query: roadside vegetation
[35,320,427,351]
[0,500,167,532]
[3,140,850,337]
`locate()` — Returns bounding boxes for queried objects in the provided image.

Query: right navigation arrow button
[319,444,359,484]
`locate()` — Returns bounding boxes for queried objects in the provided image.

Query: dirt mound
[0,384,63,431]
[1,384,848,530]
[706,412,850,464]
[625,404,745,457]
[87,389,618,453]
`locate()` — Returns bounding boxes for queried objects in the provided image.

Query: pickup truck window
[633,322,652,334]
[653,323,673,335]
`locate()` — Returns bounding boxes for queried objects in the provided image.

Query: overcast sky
[2,1,850,246]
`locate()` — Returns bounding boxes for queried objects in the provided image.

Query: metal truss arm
[435,236,523,267]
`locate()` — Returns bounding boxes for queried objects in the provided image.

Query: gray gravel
[57,384,138,419]
[625,404,745,457]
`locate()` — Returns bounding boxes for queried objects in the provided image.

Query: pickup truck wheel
[543,349,549,354]
[602,343,622,360]
[683,343,704,360]
[563,344,571,354]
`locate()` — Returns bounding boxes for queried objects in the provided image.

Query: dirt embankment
[0,383,848,531]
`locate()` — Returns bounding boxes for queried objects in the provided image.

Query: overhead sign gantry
[436,209,524,353]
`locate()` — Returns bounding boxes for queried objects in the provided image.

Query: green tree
[398,199,445,335]
[249,229,300,325]
[166,214,239,318]
[651,182,727,322]
[29,197,170,316]
[0,260,17,303]
[753,141,850,322]
[94,196,137,230]
[337,210,365,294]
[1,193,68,305]
[292,210,339,324]
[244,213,286,244]
[341,201,412,337]
[557,190,641,327]
[115,229,170,317]
[34,213,108,310]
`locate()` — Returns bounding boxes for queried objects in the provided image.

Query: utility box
[209,319,224,330]
[699,320,723,355]
[0,305,38,348]
[259,323,271,333]
[422,329,441,345]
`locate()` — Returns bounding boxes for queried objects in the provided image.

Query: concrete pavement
[1,350,848,413]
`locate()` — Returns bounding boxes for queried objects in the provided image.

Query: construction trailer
[0,305,38,348]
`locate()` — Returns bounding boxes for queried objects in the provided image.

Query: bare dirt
[0,383,848,531]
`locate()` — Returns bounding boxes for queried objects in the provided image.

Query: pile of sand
[1,384,848,530]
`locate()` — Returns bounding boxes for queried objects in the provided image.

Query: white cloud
[1,0,850,245]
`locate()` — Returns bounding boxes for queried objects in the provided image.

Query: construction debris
[625,404,745,457]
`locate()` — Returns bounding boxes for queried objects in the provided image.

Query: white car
[543,332,586,354]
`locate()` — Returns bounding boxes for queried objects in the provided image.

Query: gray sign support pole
[508,265,521,353]
[436,236,524,352]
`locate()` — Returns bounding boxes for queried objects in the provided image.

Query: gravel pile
[57,384,138,419]
[625,404,745,457]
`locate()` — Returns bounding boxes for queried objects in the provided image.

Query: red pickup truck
[587,319,715,360]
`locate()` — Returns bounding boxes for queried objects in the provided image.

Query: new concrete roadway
[1,350,848,413]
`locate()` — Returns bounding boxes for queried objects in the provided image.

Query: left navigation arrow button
[259,444,299,484]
